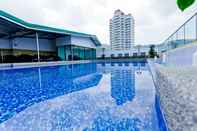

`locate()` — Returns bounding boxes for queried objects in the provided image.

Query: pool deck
[149,60,197,131]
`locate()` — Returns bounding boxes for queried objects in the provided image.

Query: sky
[0,0,197,45]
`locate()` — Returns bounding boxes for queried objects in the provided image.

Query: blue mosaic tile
[0,62,166,131]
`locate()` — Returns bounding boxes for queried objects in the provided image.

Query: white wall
[96,46,150,58]
[71,36,96,48]
[55,35,97,49]
[97,49,132,58]
[56,36,71,46]
[165,43,197,66]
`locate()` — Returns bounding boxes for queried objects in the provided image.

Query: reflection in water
[111,69,135,105]
[38,68,42,88]
[0,61,166,131]
[0,63,102,123]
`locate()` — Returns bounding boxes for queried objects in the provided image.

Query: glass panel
[73,46,80,60]
[90,49,92,60]
[60,45,96,61]
[86,49,90,60]
[171,34,177,49]
[88,49,91,60]
[185,16,196,45]
[70,45,74,61]
[177,26,185,48]
[65,45,71,61]
[84,48,88,60]
[88,49,92,60]
[58,46,65,60]
[94,49,96,59]
[90,49,94,60]
[166,39,170,51]
[79,47,85,60]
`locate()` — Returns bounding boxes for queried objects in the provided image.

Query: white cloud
[0,0,197,45]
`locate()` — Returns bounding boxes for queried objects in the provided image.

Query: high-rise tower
[110,9,135,50]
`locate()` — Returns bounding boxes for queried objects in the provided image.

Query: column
[36,32,40,62]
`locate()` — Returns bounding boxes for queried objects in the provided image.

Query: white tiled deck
[154,64,197,131]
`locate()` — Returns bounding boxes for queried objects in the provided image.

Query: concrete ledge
[0,59,148,70]
[95,58,147,62]
[0,60,91,70]
[154,64,197,131]
[164,42,197,66]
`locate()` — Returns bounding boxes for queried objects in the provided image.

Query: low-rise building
[96,44,151,58]
[0,10,101,63]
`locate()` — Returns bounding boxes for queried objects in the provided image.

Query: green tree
[149,45,156,58]
[177,0,195,11]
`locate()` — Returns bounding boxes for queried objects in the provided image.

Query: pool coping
[0,59,147,70]
[147,59,169,131]
[0,60,92,70]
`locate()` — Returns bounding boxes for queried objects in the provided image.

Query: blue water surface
[0,61,166,131]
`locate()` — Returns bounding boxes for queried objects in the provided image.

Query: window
[58,45,96,61]
[58,46,65,60]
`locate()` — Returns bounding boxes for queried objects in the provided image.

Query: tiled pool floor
[0,62,165,131]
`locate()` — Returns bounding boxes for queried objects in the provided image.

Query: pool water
[0,61,166,131]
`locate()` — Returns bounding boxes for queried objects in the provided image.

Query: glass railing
[161,13,197,66]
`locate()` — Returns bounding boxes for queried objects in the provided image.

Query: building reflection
[0,63,102,124]
[39,63,103,98]
[110,64,135,105]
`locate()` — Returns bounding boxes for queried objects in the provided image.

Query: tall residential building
[110,9,135,50]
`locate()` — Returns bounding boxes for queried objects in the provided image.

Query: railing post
[0,49,3,63]
[196,13,197,40]
[176,32,178,41]
[184,25,186,45]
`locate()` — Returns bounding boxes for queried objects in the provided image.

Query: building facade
[96,44,150,59]
[110,10,135,50]
[0,10,101,63]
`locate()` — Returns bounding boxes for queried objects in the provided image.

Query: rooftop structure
[0,10,101,62]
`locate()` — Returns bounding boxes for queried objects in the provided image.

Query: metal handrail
[163,12,197,45]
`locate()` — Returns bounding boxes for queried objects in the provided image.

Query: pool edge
[147,59,169,131]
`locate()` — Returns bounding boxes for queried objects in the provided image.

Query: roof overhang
[0,10,101,46]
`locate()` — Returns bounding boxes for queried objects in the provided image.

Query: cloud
[0,0,197,45]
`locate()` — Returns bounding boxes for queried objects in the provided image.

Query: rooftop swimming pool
[0,61,166,131]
